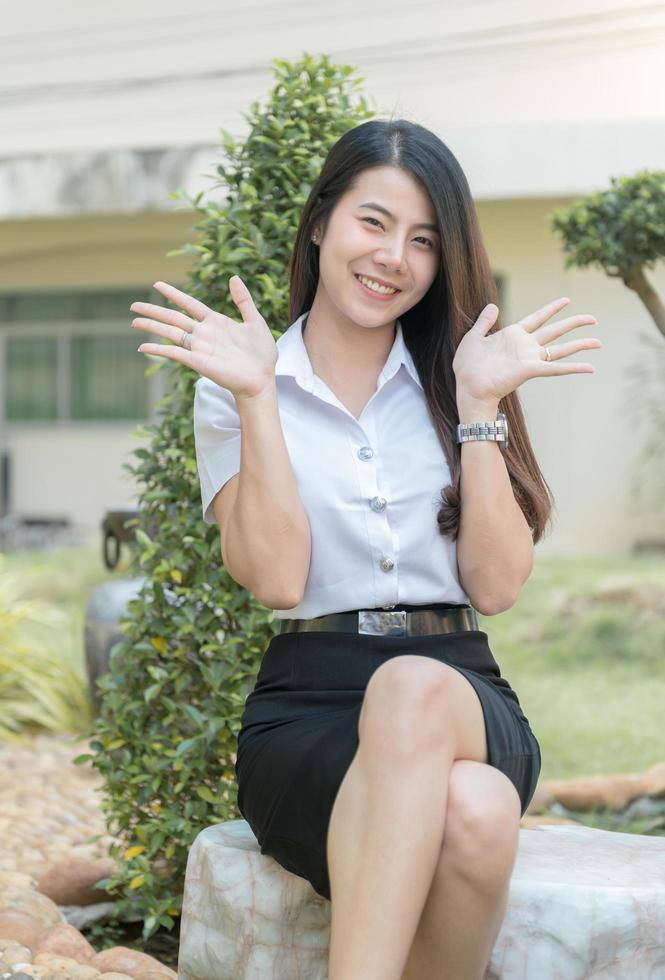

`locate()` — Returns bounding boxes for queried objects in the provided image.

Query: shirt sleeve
[193,376,242,525]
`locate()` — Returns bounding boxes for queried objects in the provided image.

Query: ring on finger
[544,346,552,361]
[179,329,190,350]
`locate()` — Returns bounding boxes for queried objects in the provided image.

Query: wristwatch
[456,412,509,452]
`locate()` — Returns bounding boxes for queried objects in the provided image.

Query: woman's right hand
[130,275,278,399]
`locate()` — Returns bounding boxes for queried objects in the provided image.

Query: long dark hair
[288,118,554,544]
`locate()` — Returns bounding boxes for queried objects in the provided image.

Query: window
[0,287,176,423]
[6,336,58,421]
[70,335,149,420]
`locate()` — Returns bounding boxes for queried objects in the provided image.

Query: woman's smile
[354,272,403,302]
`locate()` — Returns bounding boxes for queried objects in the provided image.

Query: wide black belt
[279,604,479,638]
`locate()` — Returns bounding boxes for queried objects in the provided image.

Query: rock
[523,780,554,814]
[0,939,32,958]
[642,761,665,798]
[0,873,37,892]
[96,975,136,979]
[59,904,121,933]
[90,948,175,978]
[33,923,96,963]
[133,973,177,980]
[179,819,665,979]
[542,773,647,811]
[0,887,63,929]
[0,940,32,966]
[36,860,117,908]
[32,952,101,978]
[0,908,46,948]
[519,814,580,827]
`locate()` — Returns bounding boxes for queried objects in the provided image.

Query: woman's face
[313,165,440,329]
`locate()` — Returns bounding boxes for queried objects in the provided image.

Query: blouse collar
[275,310,423,394]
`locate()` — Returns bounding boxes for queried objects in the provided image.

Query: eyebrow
[358,202,439,234]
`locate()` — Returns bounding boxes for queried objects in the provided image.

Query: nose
[376,235,406,271]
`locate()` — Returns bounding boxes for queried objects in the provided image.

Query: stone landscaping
[179,819,665,979]
[1,731,663,978]
[0,734,176,979]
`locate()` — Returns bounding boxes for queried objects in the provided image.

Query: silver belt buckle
[358,610,407,636]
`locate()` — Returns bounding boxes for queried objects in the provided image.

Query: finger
[536,314,598,345]
[519,297,571,333]
[474,303,499,337]
[137,341,195,369]
[229,275,262,324]
[543,339,602,360]
[152,281,209,321]
[132,316,191,347]
[130,300,197,332]
[536,360,596,376]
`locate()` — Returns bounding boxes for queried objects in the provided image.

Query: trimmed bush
[73,52,374,941]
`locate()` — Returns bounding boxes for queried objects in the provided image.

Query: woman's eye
[361,217,433,248]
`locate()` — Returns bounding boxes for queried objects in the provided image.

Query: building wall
[2,0,663,552]
[0,211,195,544]
[2,0,664,217]
[2,200,663,553]
[481,198,665,555]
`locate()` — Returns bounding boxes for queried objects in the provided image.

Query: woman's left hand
[452,297,602,404]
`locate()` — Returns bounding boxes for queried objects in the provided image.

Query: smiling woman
[138,117,557,979]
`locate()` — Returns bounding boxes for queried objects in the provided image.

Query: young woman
[131,118,601,980]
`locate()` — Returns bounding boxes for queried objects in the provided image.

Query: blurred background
[1,0,664,552]
[0,1,664,964]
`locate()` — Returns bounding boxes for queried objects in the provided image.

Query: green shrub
[73,52,375,941]
[0,553,91,740]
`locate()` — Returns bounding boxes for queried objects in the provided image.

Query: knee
[439,761,521,892]
[360,656,457,758]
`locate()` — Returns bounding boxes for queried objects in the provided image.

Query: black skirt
[235,619,541,902]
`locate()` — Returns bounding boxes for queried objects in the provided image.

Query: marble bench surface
[178,820,665,979]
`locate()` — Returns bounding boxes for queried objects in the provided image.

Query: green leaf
[195,785,217,803]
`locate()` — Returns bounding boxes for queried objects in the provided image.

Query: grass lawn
[477,553,665,781]
[3,546,664,782]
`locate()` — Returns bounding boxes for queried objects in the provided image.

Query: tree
[549,170,665,336]
[550,171,665,514]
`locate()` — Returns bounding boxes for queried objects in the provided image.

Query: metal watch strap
[457,411,509,451]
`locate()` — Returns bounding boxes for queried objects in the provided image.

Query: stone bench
[178,819,665,979]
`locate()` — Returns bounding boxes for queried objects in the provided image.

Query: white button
[358,446,374,460]
[370,496,387,512]
[380,557,394,571]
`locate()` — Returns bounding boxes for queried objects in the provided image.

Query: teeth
[358,274,398,295]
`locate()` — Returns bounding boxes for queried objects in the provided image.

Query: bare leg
[325,656,489,980]
[400,761,522,980]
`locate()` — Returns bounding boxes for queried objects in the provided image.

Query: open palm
[131,276,278,399]
[452,297,602,404]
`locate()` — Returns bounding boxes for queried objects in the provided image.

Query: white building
[1,0,664,554]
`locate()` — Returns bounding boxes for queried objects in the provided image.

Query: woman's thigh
[358,654,490,764]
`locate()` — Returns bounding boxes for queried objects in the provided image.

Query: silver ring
[179,329,190,350]
[545,347,551,361]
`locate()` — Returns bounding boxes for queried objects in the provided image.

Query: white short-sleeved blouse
[193,310,470,619]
